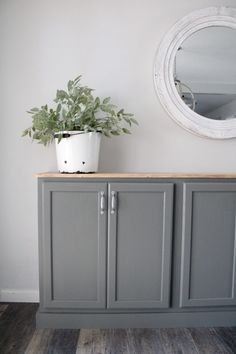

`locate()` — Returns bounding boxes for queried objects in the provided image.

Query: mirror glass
[175,26,236,120]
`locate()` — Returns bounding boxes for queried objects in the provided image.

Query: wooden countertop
[35,172,236,179]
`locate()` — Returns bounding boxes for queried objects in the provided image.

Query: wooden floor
[0,304,236,354]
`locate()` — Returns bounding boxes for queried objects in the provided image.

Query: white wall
[1,0,236,302]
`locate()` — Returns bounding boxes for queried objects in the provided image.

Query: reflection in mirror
[175,26,236,120]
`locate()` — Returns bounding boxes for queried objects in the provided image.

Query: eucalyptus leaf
[122,128,131,134]
[103,97,111,104]
[130,117,139,125]
[29,107,40,113]
[111,130,120,136]
[21,129,29,137]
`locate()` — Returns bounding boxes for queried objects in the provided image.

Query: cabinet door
[39,182,107,309]
[180,183,236,308]
[107,183,173,309]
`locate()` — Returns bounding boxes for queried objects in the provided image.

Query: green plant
[22,76,138,145]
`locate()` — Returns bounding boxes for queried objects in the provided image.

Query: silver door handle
[111,191,116,214]
[100,192,105,215]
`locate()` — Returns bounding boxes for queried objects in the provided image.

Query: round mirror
[154,7,236,139]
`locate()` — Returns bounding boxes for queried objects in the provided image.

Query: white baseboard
[0,289,39,302]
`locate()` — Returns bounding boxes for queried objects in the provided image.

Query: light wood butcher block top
[35,172,236,179]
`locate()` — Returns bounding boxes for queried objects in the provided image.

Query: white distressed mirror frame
[154,7,236,139]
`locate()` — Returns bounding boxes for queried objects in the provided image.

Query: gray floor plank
[212,327,236,354]
[126,328,146,354]
[106,329,129,354]
[0,303,38,354]
[25,329,54,354]
[189,327,234,354]
[126,329,166,354]
[76,329,112,354]
[0,304,8,317]
[49,329,80,354]
[0,304,8,312]
[158,328,199,354]
[26,328,79,354]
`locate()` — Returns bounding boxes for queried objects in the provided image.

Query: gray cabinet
[37,176,236,328]
[39,182,107,309]
[107,183,173,309]
[180,183,236,308]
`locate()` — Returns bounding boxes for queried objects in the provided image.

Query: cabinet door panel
[108,183,173,309]
[40,182,107,309]
[180,183,236,307]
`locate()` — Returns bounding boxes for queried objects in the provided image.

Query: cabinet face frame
[180,182,236,308]
[107,183,174,309]
[38,181,107,310]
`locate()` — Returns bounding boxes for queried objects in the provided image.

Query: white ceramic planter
[55,131,101,173]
